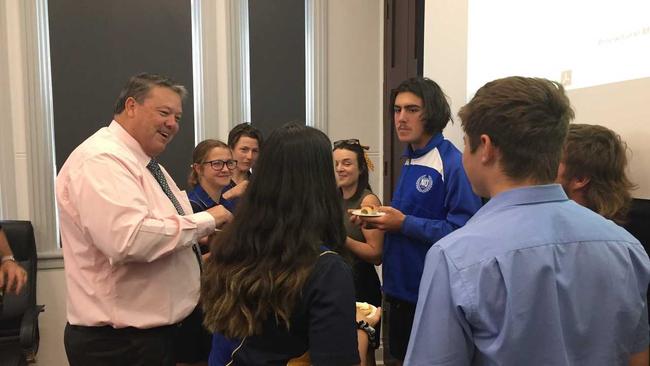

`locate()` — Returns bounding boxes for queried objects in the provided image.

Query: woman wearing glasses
[333,139,384,366]
[188,139,238,215]
[174,139,238,366]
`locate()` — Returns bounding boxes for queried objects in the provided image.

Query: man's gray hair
[113,73,187,114]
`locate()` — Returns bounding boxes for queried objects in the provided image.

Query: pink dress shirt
[56,121,215,328]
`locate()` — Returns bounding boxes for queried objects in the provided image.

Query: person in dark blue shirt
[174,139,237,366]
[187,139,237,216]
[221,123,263,207]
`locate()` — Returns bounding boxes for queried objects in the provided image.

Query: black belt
[66,322,176,335]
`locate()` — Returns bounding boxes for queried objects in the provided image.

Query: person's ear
[479,134,498,164]
[124,97,138,117]
[192,163,202,177]
[570,175,591,191]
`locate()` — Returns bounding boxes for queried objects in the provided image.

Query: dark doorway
[382,0,425,204]
[381,2,425,364]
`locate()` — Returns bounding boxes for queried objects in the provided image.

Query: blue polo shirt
[187,184,235,214]
[406,184,650,365]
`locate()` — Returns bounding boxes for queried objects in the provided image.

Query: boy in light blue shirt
[406,77,650,366]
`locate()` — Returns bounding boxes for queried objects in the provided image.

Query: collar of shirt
[471,184,569,223]
[108,120,151,167]
[190,184,218,209]
[403,132,444,159]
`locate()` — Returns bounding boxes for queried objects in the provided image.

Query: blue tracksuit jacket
[383,133,482,304]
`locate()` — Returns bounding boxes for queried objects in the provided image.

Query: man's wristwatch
[1,255,16,264]
[357,320,379,349]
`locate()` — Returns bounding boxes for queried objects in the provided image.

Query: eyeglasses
[203,159,238,171]
[333,139,369,150]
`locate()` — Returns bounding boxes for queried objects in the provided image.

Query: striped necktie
[147,159,202,271]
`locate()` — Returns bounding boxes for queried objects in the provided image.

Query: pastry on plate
[356,301,378,318]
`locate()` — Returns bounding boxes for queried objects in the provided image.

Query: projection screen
[425,0,650,198]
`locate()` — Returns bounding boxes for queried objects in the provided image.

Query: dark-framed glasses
[203,159,237,171]
[333,139,369,150]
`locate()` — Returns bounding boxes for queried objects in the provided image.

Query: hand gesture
[222,180,249,200]
[206,204,233,228]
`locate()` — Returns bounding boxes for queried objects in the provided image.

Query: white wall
[3,0,31,220]
[424,0,650,198]
[0,0,17,217]
[423,0,468,150]
[326,0,384,287]
[1,1,384,365]
[327,0,384,200]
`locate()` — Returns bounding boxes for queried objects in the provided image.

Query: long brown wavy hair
[562,123,636,224]
[201,123,347,338]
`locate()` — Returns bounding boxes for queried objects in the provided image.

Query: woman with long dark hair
[202,123,377,365]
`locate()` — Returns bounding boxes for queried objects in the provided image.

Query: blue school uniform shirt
[187,184,235,214]
[406,184,650,366]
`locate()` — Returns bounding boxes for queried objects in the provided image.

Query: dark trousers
[384,294,416,361]
[64,322,175,366]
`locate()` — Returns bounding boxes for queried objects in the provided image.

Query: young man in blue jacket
[358,77,481,363]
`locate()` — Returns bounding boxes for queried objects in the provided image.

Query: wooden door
[382,0,424,204]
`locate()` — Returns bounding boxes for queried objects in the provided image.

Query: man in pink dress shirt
[56,73,232,366]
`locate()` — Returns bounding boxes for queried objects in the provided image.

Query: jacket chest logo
[415,174,433,193]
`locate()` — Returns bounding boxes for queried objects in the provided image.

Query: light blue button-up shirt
[405,184,650,366]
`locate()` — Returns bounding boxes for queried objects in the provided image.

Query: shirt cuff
[191,211,217,238]
[400,215,414,237]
